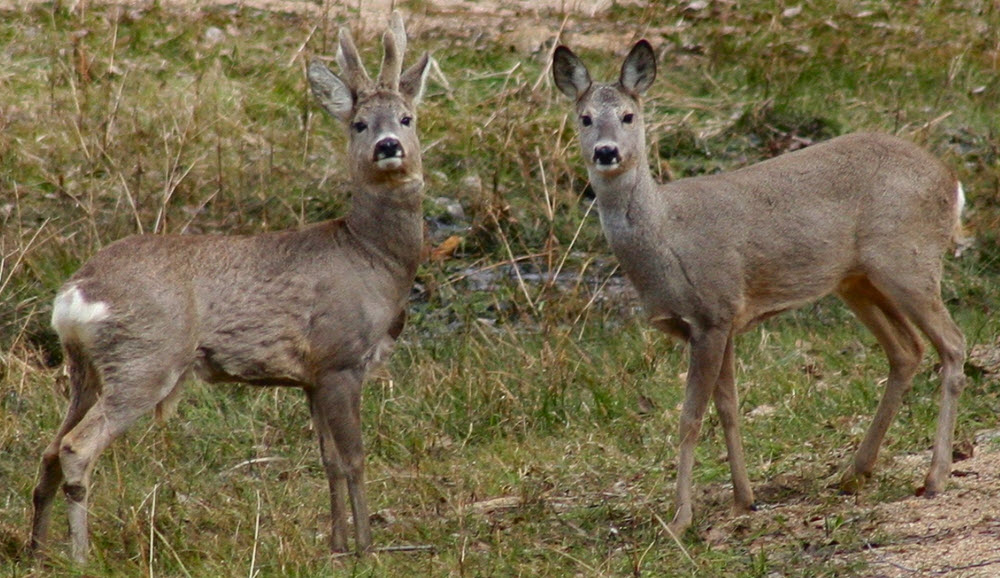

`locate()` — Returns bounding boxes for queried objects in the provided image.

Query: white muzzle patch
[373,132,405,169]
[376,157,404,169]
[592,140,622,172]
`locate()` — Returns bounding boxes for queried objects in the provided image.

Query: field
[1,0,999,576]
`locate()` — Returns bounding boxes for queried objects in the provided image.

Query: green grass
[2,1,999,576]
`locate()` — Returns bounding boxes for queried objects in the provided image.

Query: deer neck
[344,177,425,277]
[590,162,657,238]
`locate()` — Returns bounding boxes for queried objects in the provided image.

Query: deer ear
[308,60,354,123]
[400,52,432,105]
[552,45,591,100]
[620,40,656,95]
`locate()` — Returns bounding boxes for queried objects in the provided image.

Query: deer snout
[374,137,405,163]
[593,144,621,168]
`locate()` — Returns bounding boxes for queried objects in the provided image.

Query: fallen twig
[330,544,437,559]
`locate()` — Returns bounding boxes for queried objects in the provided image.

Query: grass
[1,0,999,575]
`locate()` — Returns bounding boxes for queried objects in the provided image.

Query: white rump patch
[952,182,973,258]
[955,182,966,220]
[52,284,110,346]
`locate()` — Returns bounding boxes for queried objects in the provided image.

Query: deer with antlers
[30,13,431,561]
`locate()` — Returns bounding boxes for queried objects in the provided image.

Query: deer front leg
[668,328,729,535]
[712,335,755,514]
[313,432,351,552]
[309,369,371,554]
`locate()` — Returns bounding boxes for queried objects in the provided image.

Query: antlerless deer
[31,13,430,561]
[553,40,966,534]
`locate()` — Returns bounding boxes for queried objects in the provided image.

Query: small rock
[747,404,777,420]
[782,5,802,18]
[203,26,225,46]
[431,196,466,222]
[370,509,397,525]
[460,173,483,196]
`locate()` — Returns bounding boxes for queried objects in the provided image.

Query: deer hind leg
[57,362,187,563]
[712,335,755,514]
[31,344,101,555]
[836,277,925,493]
[912,305,965,496]
[669,327,730,535]
[869,275,966,495]
[308,368,371,554]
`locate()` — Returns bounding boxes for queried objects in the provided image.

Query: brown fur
[30,12,431,562]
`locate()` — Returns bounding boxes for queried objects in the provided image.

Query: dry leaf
[430,235,462,261]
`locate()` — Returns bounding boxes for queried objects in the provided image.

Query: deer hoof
[838,470,870,495]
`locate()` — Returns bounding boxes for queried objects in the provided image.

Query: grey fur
[555,41,966,535]
[31,12,429,562]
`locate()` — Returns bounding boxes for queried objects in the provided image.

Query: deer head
[553,40,657,179]
[307,13,431,188]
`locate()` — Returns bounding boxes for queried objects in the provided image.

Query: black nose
[593,145,621,166]
[374,138,403,161]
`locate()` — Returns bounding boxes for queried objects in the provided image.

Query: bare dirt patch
[854,446,1000,578]
[701,431,1000,577]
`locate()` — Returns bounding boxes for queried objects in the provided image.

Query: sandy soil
[702,335,1000,577]
[854,445,1000,577]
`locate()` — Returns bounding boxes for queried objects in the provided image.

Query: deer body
[58,207,418,388]
[555,41,966,534]
[31,13,431,562]
[599,133,958,338]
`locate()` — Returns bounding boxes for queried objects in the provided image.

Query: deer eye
[351,121,368,133]
[400,116,412,127]
[580,115,593,127]
[622,113,634,124]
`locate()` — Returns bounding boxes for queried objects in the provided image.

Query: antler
[335,25,372,93]
[334,12,409,95]
[376,11,407,90]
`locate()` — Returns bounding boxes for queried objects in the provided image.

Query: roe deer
[30,13,431,561]
[553,40,966,534]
